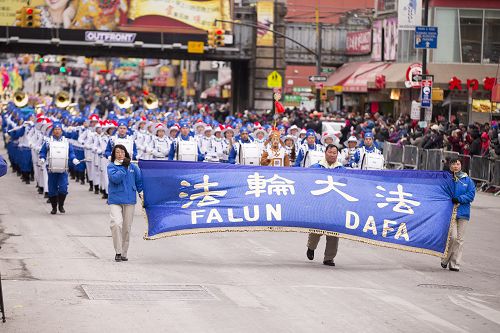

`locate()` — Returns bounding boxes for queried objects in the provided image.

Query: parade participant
[287,125,300,138]
[298,128,307,141]
[211,124,225,162]
[221,125,235,163]
[340,136,358,167]
[151,123,170,160]
[107,144,143,262]
[8,113,35,184]
[105,120,138,161]
[98,120,116,199]
[90,121,103,194]
[260,129,290,167]
[198,125,214,156]
[441,157,475,272]
[168,121,204,161]
[294,129,324,167]
[350,132,384,170]
[283,134,297,165]
[39,122,80,214]
[0,154,7,177]
[228,127,259,165]
[193,121,206,139]
[79,114,100,192]
[133,117,148,160]
[253,127,268,159]
[306,144,344,266]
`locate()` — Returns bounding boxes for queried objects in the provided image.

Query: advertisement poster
[346,29,372,55]
[397,0,422,30]
[0,0,231,32]
[256,1,274,47]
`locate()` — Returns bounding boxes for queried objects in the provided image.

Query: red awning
[342,62,390,93]
[324,62,368,87]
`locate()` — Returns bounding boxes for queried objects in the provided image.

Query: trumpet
[115,92,132,110]
[55,91,71,109]
[144,93,159,110]
[13,91,29,108]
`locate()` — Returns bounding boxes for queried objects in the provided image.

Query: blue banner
[139,161,456,257]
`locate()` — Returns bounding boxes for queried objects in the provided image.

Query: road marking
[449,294,500,326]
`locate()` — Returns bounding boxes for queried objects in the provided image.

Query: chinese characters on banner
[140,161,456,257]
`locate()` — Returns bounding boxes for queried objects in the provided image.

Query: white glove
[39,158,46,166]
[107,156,111,161]
[72,158,80,165]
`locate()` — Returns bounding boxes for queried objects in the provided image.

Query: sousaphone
[144,93,159,110]
[115,92,132,110]
[13,91,29,108]
[55,91,71,109]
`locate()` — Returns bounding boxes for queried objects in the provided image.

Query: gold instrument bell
[55,91,71,109]
[115,92,132,110]
[144,93,159,110]
[13,91,29,108]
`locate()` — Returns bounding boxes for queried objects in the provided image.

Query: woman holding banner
[107,144,143,262]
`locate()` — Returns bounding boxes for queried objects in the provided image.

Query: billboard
[346,30,372,55]
[256,1,274,47]
[0,0,231,32]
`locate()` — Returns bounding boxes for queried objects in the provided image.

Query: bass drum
[177,140,197,161]
[48,139,69,173]
[240,143,260,165]
[303,150,324,168]
[362,153,385,170]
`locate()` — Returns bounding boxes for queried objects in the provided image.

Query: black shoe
[88,181,93,191]
[49,196,57,214]
[120,256,128,261]
[449,267,459,272]
[115,254,122,262]
[44,192,49,198]
[306,248,314,261]
[102,192,108,199]
[94,185,99,194]
[323,260,336,266]
[441,262,447,269]
[37,187,44,194]
[58,194,66,213]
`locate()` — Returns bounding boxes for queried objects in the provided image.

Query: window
[434,8,460,63]
[483,10,500,64]
[459,10,483,63]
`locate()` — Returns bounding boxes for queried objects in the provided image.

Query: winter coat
[107,162,143,205]
[453,172,475,220]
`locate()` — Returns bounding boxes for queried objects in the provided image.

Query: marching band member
[91,121,103,194]
[133,117,148,160]
[168,121,204,161]
[79,114,100,192]
[340,136,358,167]
[220,125,235,163]
[8,113,35,184]
[294,129,324,168]
[211,124,225,163]
[287,125,300,138]
[105,120,138,161]
[228,127,259,165]
[198,125,214,156]
[253,127,268,159]
[39,122,80,215]
[307,144,344,266]
[98,120,116,199]
[151,123,170,160]
[260,129,290,167]
[350,132,384,170]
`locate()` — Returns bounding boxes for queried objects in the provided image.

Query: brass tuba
[55,91,71,109]
[115,92,132,110]
[144,93,159,110]
[13,91,29,108]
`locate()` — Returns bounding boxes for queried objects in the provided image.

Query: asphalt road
[1,154,500,332]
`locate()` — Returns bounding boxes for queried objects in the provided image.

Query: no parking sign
[420,75,433,108]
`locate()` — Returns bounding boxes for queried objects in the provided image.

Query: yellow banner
[129,0,231,32]
[256,1,274,47]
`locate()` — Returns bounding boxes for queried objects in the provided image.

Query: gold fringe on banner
[140,198,458,258]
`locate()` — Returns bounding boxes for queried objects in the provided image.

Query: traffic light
[60,57,67,74]
[24,7,41,28]
[215,28,225,47]
[207,29,215,47]
[15,8,25,27]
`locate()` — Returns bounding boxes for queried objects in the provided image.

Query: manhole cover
[81,284,216,301]
[417,284,472,291]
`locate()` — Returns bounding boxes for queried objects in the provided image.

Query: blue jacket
[0,154,7,177]
[453,172,475,220]
[107,162,144,205]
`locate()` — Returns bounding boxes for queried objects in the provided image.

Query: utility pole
[420,0,429,123]
[315,3,322,112]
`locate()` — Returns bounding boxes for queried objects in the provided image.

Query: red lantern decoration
[449,76,462,90]
[275,101,285,114]
[375,74,386,89]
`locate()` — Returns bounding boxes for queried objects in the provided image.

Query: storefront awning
[342,62,390,93]
[324,62,368,88]
[368,63,500,90]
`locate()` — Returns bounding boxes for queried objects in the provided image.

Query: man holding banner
[306,144,344,266]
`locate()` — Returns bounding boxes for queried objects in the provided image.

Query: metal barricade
[384,143,403,169]
[418,149,428,170]
[425,149,443,170]
[491,159,500,195]
[459,154,471,175]
[402,145,419,169]
[469,155,491,185]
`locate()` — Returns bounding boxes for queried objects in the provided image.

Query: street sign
[420,75,434,108]
[187,41,204,54]
[267,71,282,88]
[309,75,327,83]
[415,26,438,49]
